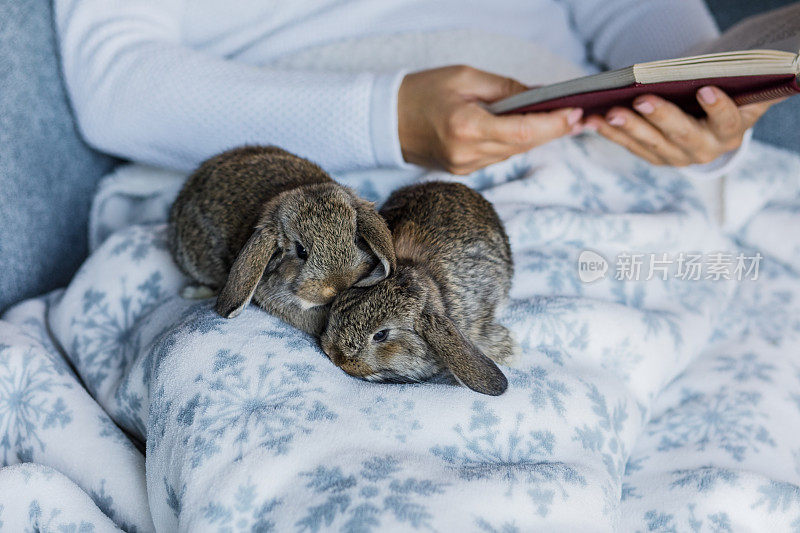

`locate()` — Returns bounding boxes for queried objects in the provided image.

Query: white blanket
[2,134,800,532]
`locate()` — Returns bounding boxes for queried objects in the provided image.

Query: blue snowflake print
[175,350,336,468]
[643,509,677,533]
[475,517,520,533]
[713,353,775,383]
[503,297,590,359]
[0,348,73,465]
[616,163,703,215]
[360,395,421,443]
[508,366,569,416]
[88,480,138,533]
[640,310,683,350]
[256,320,318,353]
[147,385,173,456]
[609,284,684,349]
[642,505,736,533]
[296,455,445,532]
[431,401,585,517]
[753,481,800,513]
[647,387,775,462]
[97,414,138,453]
[662,275,723,316]
[25,500,98,533]
[200,482,280,532]
[572,383,628,513]
[565,161,609,213]
[509,205,631,248]
[116,301,228,438]
[684,504,733,533]
[621,457,644,501]
[70,271,165,394]
[600,340,643,384]
[164,477,185,518]
[711,288,794,345]
[469,169,496,191]
[670,467,738,493]
[143,301,228,390]
[517,249,584,297]
[109,224,169,263]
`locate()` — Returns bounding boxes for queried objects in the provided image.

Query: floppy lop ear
[353,200,396,287]
[215,224,279,319]
[416,312,508,396]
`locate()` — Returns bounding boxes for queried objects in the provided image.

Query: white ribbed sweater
[55,0,721,173]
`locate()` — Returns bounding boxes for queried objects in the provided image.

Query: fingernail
[699,87,717,105]
[566,108,583,126]
[634,100,655,114]
[607,113,626,127]
[583,123,598,132]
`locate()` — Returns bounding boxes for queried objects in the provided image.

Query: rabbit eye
[295,241,308,260]
[372,329,389,343]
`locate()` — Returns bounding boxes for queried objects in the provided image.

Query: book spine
[733,78,800,105]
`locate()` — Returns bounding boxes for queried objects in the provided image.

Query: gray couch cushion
[0,1,118,312]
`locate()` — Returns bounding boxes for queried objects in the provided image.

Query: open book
[489,3,800,117]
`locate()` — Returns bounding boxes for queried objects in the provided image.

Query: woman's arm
[55,0,406,172]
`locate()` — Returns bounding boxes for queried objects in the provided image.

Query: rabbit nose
[320,286,337,300]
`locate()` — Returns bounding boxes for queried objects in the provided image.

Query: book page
[697,2,800,54]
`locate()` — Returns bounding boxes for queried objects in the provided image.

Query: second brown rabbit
[321,181,514,395]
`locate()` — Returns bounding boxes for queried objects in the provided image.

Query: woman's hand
[584,87,782,167]
[398,66,583,174]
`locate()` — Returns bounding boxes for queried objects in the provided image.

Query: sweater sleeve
[54,0,407,172]
[562,0,720,69]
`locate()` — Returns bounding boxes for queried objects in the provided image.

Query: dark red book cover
[499,74,800,118]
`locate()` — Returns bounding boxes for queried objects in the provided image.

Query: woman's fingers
[584,115,666,166]
[628,95,722,163]
[440,106,583,175]
[695,86,744,147]
[599,108,693,166]
[479,107,582,145]
[581,87,785,168]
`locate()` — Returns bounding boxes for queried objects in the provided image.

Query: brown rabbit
[168,146,396,336]
[321,181,514,396]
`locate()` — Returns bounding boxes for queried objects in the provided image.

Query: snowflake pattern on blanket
[1,136,800,531]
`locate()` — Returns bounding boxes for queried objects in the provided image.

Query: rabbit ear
[416,312,508,396]
[215,225,279,319]
[353,201,396,287]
